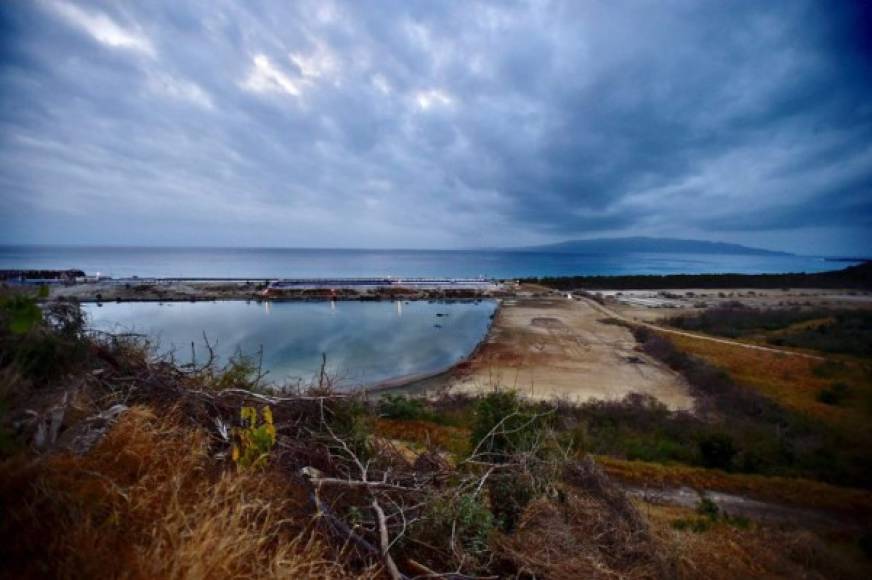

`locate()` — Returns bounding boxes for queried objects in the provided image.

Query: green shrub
[665,305,823,338]
[1,295,42,335]
[624,435,689,463]
[729,514,751,529]
[378,394,437,422]
[698,433,737,470]
[326,398,373,461]
[696,497,720,520]
[423,493,494,556]
[0,297,88,384]
[211,350,259,391]
[816,382,850,406]
[775,312,872,357]
[470,390,549,462]
[488,472,534,532]
[673,497,750,533]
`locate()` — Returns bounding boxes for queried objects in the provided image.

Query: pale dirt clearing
[447,296,693,409]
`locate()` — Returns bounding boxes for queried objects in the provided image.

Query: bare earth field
[445,295,694,408]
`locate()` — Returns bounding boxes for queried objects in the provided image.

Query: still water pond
[85,300,496,389]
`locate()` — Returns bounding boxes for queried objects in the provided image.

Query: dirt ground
[445,296,693,408]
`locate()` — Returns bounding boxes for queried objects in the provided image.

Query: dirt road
[624,485,862,530]
[581,296,825,361]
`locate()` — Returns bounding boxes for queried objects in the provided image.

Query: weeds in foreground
[232,405,277,470]
[0,407,359,580]
[3,298,871,579]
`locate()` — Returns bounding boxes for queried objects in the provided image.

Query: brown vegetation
[0,407,357,579]
[643,503,868,580]
[667,333,872,441]
[598,456,872,516]
[3,292,872,579]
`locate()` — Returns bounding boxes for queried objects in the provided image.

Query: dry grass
[494,454,869,579]
[597,456,872,516]
[668,333,872,438]
[495,457,673,579]
[644,503,871,580]
[0,406,368,580]
[497,496,665,579]
[373,418,471,458]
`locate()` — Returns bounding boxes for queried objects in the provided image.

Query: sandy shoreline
[383,293,694,409]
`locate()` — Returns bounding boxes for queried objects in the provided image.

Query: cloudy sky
[1,0,870,254]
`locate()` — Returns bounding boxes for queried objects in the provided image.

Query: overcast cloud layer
[1,0,870,254]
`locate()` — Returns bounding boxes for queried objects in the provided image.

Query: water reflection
[84,300,496,390]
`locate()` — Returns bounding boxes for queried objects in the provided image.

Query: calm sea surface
[0,245,845,278]
[85,300,496,389]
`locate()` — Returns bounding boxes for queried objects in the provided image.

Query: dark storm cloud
[1,0,870,253]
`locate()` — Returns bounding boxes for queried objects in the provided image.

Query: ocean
[0,245,846,279]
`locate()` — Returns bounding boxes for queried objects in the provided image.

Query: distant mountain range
[516,237,791,256]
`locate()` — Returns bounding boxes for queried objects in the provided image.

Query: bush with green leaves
[672,496,749,533]
[0,294,42,335]
[0,295,87,384]
[324,397,373,462]
[817,382,851,406]
[698,432,737,470]
[378,394,435,422]
[696,496,720,519]
[487,472,534,532]
[420,492,494,559]
[470,390,551,462]
[210,350,260,391]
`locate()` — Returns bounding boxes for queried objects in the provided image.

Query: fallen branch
[305,479,379,558]
[306,475,424,494]
[372,497,405,580]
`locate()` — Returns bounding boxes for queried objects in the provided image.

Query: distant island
[516,236,791,256]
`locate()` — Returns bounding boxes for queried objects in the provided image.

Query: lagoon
[84,300,496,390]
